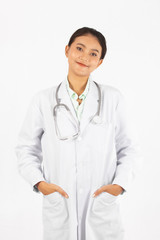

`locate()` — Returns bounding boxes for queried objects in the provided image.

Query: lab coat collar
[57,75,99,136]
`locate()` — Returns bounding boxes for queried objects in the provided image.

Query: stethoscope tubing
[53,80,101,140]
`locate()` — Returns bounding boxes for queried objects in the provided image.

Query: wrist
[36,181,46,189]
[113,184,124,195]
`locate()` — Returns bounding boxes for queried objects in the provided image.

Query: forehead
[73,34,102,50]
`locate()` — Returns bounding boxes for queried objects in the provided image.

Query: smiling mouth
[76,62,88,67]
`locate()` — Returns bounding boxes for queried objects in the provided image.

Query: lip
[76,62,88,67]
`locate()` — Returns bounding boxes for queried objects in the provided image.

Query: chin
[75,71,90,78]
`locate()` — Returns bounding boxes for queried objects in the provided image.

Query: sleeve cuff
[32,178,46,194]
[33,183,40,193]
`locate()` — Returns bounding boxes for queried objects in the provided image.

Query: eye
[76,47,83,51]
[91,53,97,57]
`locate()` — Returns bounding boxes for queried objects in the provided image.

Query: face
[65,34,103,78]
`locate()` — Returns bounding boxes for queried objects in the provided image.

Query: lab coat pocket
[90,192,125,237]
[92,191,119,213]
[44,191,61,205]
[88,191,125,239]
[42,192,70,231]
[99,191,119,205]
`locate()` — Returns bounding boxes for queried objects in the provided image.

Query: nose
[79,52,89,63]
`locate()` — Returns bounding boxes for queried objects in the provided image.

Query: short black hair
[67,27,107,60]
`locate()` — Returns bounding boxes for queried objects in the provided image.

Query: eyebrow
[76,43,99,53]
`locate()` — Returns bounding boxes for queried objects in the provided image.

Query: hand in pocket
[36,181,69,198]
[92,184,124,197]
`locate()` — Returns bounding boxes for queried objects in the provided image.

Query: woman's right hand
[36,181,69,198]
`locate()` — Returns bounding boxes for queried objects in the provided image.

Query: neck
[67,73,90,96]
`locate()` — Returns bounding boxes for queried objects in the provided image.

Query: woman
[15,27,140,240]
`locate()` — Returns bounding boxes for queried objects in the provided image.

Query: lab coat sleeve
[15,92,45,194]
[112,91,142,194]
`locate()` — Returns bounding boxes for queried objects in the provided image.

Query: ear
[65,45,70,58]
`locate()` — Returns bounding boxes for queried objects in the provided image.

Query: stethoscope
[53,81,102,141]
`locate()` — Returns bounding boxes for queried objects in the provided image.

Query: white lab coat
[15,76,141,240]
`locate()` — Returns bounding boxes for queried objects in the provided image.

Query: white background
[0,0,160,239]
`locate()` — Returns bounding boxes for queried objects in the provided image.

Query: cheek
[92,59,101,68]
[69,50,78,59]
[92,58,100,64]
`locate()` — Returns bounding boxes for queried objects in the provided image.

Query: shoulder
[30,85,57,106]
[98,82,125,102]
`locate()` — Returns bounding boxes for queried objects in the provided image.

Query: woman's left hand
[92,184,124,197]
